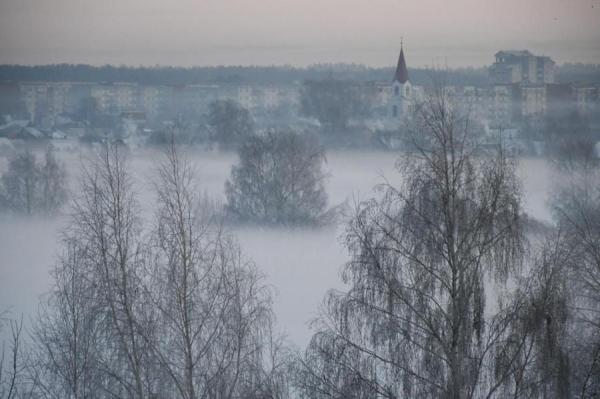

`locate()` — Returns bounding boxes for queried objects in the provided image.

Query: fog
[0,149,553,348]
[1,0,599,66]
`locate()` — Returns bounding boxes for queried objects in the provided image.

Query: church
[390,43,413,121]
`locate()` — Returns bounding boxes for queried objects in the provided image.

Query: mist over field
[0,149,553,348]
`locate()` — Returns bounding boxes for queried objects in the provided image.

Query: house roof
[24,126,44,138]
[394,46,409,83]
[495,50,533,58]
[0,124,24,139]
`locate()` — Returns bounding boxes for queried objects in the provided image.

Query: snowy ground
[0,149,554,348]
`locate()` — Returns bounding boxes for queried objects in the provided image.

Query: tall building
[390,43,413,120]
[490,50,555,84]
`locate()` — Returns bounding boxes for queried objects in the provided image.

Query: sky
[0,0,599,67]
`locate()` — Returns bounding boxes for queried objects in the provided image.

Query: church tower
[390,42,412,119]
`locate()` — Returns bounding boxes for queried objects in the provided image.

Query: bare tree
[0,314,24,399]
[1,150,39,215]
[496,229,572,399]
[20,141,293,399]
[0,145,67,215]
[501,166,600,399]
[145,141,288,398]
[70,143,154,399]
[550,167,600,398]
[208,100,254,147]
[300,79,372,133]
[39,145,68,213]
[29,238,102,399]
[241,321,293,399]
[297,87,528,398]
[225,131,329,225]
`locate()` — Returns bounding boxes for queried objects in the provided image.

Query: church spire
[393,41,409,83]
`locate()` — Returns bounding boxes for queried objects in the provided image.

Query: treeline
[0,63,490,86]
[556,63,600,84]
[2,63,599,86]
[0,146,67,215]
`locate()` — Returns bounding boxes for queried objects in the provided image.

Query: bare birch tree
[297,87,527,399]
[39,145,68,213]
[70,143,154,399]
[0,145,67,215]
[550,167,600,397]
[225,131,328,225]
[1,150,39,215]
[0,314,25,399]
[23,142,293,399]
[29,238,102,399]
[494,229,572,399]
[146,141,288,399]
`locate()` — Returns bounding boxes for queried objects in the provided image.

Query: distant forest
[1,63,598,87]
[0,64,490,86]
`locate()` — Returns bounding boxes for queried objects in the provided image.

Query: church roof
[394,46,409,83]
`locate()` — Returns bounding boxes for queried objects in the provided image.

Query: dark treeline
[556,63,600,84]
[0,63,491,86]
[2,63,599,86]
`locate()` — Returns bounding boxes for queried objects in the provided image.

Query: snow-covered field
[0,149,554,347]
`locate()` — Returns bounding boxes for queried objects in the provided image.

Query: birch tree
[0,146,67,215]
[71,143,154,399]
[146,141,288,398]
[551,167,600,397]
[225,131,328,225]
[0,314,24,399]
[30,238,102,399]
[1,150,39,215]
[39,145,68,213]
[298,87,527,398]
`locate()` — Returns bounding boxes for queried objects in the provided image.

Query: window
[392,105,398,117]
[394,86,399,96]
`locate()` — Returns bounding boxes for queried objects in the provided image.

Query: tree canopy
[297,88,529,398]
[300,79,373,133]
[208,100,254,146]
[225,131,329,224]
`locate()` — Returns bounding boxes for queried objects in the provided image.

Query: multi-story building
[114,83,136,111]
[237,86,254,110]
[489,85,518,127]
[262,87,281,110]
[140,86,162,120]
[19,82,77,125]
[520,84,547,117]
[484,82,599,128]
[490,50,555,85]
[91,82,138,114]
[444,85,489,123]
[546,83,576,117]
[573,84,598,115]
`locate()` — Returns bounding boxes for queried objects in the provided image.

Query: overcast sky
[1,0,599,67]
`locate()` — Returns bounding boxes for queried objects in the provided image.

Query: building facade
[490,50,555,85]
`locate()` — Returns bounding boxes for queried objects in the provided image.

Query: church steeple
[393,41,409,83]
